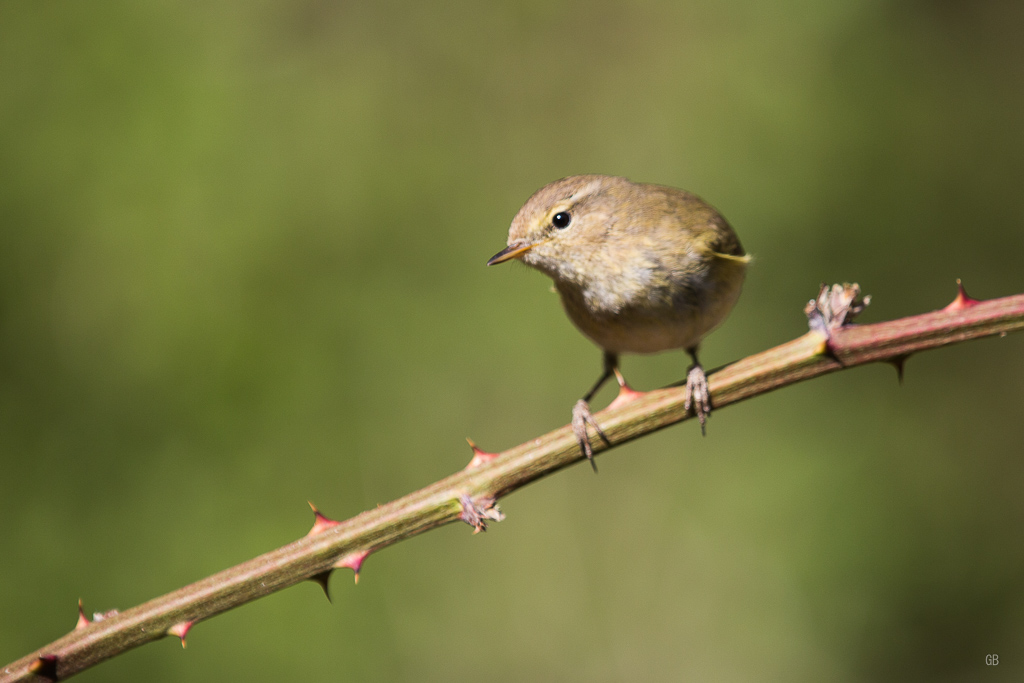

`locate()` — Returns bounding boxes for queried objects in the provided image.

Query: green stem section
[4,289,1024,682]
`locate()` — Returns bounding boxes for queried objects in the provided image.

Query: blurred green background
[2,1,1023,681]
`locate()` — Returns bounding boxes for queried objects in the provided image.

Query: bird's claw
[571,399,610,472]
[684,364,711,436]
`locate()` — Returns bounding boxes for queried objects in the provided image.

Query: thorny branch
[3,281,1024,682]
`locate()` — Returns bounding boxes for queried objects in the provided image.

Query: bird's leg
[684,347,711,436]
[571,351,616,471]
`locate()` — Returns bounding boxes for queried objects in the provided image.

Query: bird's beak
[487,241,534,265]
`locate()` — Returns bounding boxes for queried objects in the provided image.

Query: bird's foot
[571,399,611,472]
[684,364,711,436]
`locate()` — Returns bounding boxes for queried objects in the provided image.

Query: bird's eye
[552,212,572,229]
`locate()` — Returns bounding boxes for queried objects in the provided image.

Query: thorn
[168,620,194,648]
[464,438,500,470]
[310,571,333,602]
[307,501,341,537]
[607,368,644,410]
[28,655,59,681]
[944,279,981,311]
[458,493,505,534]
[74,599,90,631]
[889,355,909,384]
[334,549,371,584]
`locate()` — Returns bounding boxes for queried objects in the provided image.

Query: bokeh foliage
[2,2,1023,681]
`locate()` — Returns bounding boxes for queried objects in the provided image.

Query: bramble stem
[4,285,1023,682]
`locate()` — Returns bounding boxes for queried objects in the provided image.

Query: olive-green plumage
[488,174,748,464]
[493,174,747,354]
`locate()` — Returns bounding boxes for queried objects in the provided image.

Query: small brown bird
[488,175,748,469]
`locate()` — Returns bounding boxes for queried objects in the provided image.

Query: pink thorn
[168,620,194,648]
[334,549,370,584]
[75,599,90,631]
[306,501,341,537]
[607,367,645,410]
[464,438,500,470]
[607,381,645,410]
[944,279,981,311]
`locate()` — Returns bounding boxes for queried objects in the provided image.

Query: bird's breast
[553,249,744,354]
